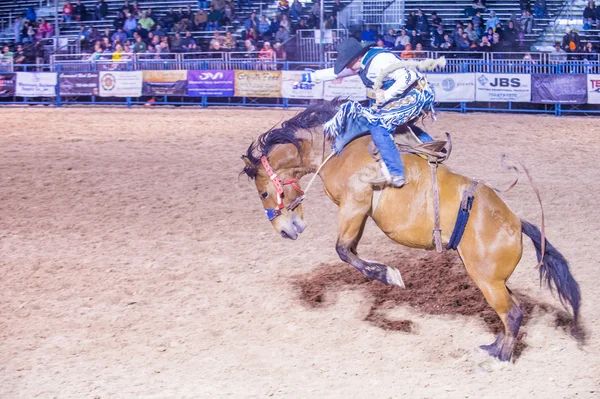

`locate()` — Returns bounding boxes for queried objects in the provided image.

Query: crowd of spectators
[360,4,539,56]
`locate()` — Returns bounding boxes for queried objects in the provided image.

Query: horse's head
[242,150,308,240]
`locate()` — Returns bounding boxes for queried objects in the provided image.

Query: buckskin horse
[240,99,581,362]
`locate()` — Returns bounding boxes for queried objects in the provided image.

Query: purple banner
[187,70,234,97]
[0,73,15,97]
[531,74,587,104]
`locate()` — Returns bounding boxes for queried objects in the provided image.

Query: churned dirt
[0,107,599,398]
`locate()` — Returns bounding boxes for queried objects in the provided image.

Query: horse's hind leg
[335,195,404,287]
[459,253,523,361]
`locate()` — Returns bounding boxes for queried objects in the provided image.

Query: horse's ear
[241,155,254,169]
[241,155,258,178]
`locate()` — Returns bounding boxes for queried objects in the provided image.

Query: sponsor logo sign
[234,70,282,98]
[99,71,142,97]
[426,73,475,102]
[475,73,531,102]
[187,70,234,97]
[15,72,57,97]
[281,71,323,99]
[59,72,99,96]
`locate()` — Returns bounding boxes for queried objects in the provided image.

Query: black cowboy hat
[334,38,376,74]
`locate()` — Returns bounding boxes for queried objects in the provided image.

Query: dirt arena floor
[1,107,599,398]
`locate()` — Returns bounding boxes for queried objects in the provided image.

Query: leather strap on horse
[429,161,443,253]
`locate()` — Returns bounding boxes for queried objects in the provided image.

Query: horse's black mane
[242,99,346,178]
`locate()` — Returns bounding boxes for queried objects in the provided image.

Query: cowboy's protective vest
[358,48,401,90]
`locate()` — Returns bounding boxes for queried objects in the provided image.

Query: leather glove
[375,89,387,106]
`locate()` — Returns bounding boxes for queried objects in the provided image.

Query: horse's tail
[521,220,581,332]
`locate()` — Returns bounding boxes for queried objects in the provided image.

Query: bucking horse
[240,99,581,362]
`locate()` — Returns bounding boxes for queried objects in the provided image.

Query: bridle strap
[261,155,304,210]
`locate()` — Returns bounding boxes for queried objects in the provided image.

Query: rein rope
[491,154,546,268]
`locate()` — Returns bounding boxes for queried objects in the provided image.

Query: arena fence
[1,58,600,116]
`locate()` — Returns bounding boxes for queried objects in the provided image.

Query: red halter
[261,156,305,220]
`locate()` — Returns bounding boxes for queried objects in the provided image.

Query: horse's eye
[261,192,268,199]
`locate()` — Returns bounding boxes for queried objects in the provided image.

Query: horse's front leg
[335,196,405,288]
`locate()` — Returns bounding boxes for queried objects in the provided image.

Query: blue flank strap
[446,195,475,251]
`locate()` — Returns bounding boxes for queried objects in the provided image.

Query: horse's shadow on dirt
[293,251,576,359]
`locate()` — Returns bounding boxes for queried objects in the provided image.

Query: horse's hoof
[386,267,405,288]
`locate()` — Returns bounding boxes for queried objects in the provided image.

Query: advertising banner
[187,70,234,97]
[59,72,99,96]
[426,73,475,102]
[142,70,187,96]
[587,74,600,104]
[234,70,282,98]
[281,71,324,99]
[99,71,142,97]
[532,74,587,104]
[475,73,531,102]
[0,73,16,97]
[15,72,57,97]
[323,75,367,101]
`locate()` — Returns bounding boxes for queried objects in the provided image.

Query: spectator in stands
[259,15,271,38]
[273,42,286,61]
[382,29,396,48]
[562,27,580,53]
[394,29,409,49]
[75,0,87,21]
[431,26,445,49]
[331,0,343,16]
[457,33,470,50]
[310,1,321,27]
[533,0,547,18]
[414,43,426,57]
[132,1,142,17]
[135,23,148,39]
[361,25,377,42]
[430,12,442,32]
[184,31,196,47]
[400,43,414,58]
[290,0,303,21]
[583,41,597,60]
[520,0,531,12]
[491,32,503,51]
[276,25,291,43]
[222,2,235,26]
[416,9,428,35]
[139,12,155,31]
[550,41,567,61]
[121,1,133,15]
[503,21,518,50]
[244,39,256,55]
[278,0,290,14]
[162,8,176,30]
[112,44,124,61]
[479,36,492,51]
[269,16,281,37]
[154,25,166,37]
[23,22,35,43]
[89,27,102,42]
[280,14,291,31]
[485,27,494,43]
[409,29,422,48]
[245,12,258,31]
[247,27,259,42]
[472,11,484,28]
[405,11,417,32]
[194,9,208,30]
[259,41,274,63]
[486,11,500,31]
[114,12,126,30]
[293,18,308,33]
[474,22,484,38]
[207,6,222,31]
[26,7,37,23]
[13,45,25,65]
[223,31,236,50]
[326,15,338,29]
[451,25,463,44]
[464,22,479,41]
[2,45,13,60]
[102,37,113,52]
[520,9,533,34]
[149,33,159,47]
[124,13,137,37]
[77,25,89,45]
[583,1,596,28]
[89,43,103,60]
[112,28,127,46]
[133,34,147,53]
[37,18,54,39]
[439,34,453,50]
[63,0,74,22]
[95,0,109,20]
[171,32,184,52]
